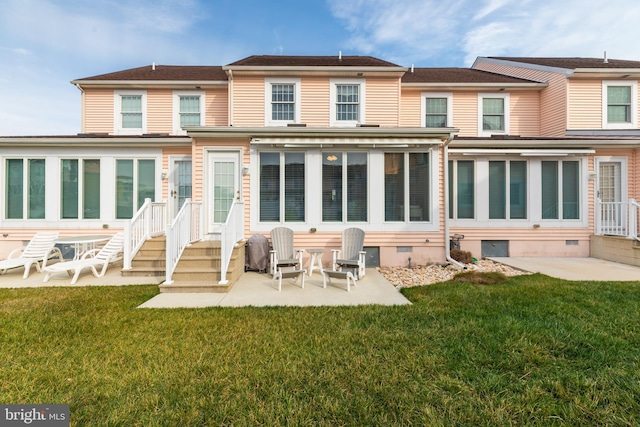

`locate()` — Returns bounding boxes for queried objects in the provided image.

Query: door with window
[597,158,625,235]
[169,157,192,218]
[207,151,240,233]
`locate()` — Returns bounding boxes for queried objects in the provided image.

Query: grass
[1,274,639,426]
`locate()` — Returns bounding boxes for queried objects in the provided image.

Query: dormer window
[330,79,366,127]
[603,81,637,129]
[265,78,300,126]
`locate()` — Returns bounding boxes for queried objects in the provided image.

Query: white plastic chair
[0,232,62,279]
[43,233,124,285]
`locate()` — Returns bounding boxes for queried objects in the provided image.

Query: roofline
[0,135,192,148]
[473,57,575,77]
[402,82,547,90]
[71,80,228,87]
[222,65,408,73]
[184,126,457,139]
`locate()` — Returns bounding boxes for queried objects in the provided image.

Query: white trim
[602,80,638,129]
[172,91,205,135]
[421,92,452,127]
[478,93,510,137]
[114,90,147,135]
[330,79,366,127]
[264,78,301,127]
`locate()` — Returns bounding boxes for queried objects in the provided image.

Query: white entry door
[207,151,240,233]
[597,158,625,235]
[169,157,192,218]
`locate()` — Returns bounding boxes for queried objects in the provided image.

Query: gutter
[443,134,466,270]
[73,83,86,133]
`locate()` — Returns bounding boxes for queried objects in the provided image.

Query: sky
[1,0,640,136]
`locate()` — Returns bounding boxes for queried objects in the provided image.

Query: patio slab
[138,268,412,308]
[491,257,640,281]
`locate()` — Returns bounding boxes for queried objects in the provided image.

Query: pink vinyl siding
[473,60,567,136]
[399,89,421,127]
[509,91,540,136]
[365,77,401,126]
[147,89,172,134]
[83,89,114,134]
[451,92,478,137]
[231,76,265,127]
[300,77,330,126]
[567,80,602,130]
[205,87,229,126]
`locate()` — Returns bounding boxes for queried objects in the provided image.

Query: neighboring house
[1,54,639,272]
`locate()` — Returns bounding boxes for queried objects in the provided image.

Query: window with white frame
[173,91,204,134]
[422,93,452,128]
[322,152,367,222]
[330,80,365,126]
[115,159,155,219]
[61,159,100,219]
[385,152,430,222]
[259,152,305,222]
[265,79,300,126]
[478,94,509,136]
[115,91,146,135]
[5,158,45,219]
[488,160,527,219]
[603,80,638,129]
[448,160,475,219]
[541,160,580,220]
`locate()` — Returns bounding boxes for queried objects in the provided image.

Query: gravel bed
[378,259,530,289]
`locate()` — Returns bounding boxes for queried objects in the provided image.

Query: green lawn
[1,274,639,426]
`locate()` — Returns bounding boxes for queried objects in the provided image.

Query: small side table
[306,249,325,277]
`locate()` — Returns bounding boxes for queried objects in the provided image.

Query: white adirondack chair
[0,232,62,279]
[331,227,366,279]
[43,233,124,285]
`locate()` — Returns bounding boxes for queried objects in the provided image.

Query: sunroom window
[488,161,527,220]
[259,152,305,222]
[5,158,45,219]
[448,160,475,219]
[61,159,100,219]
[322,152,367,222]
[115,159,155,219]
[385,153,430,222]
[541,161,579,220]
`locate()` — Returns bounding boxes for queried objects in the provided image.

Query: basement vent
[397,246,412,253]
[566,240,579,246]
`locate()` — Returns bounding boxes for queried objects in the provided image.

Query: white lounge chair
[331,227,366,280]
[269,227,304,277]
[43,233,124,285]
[0,232,62,279]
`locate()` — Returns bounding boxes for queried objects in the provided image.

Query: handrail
[629,199,640,241]
[165,199,203,285]
[124,198,167,269]
[595,198,630,238]
[218,199,245,284]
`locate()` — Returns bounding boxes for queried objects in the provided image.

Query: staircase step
[159,281,233,293]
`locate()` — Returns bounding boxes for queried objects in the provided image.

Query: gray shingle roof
[489,57,640,69]
[402,68,540,84]
[227,55,402,67]
[75,65,228,81]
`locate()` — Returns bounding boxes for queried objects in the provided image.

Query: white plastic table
[54,235,112,260]
[306,249,325,277]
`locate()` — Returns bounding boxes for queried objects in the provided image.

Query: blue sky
[1,0,640,135]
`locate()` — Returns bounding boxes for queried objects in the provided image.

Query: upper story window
[478,93,509,136]
[603,80,638,129]
[265,79,300,126]
[173,91,205,134]
[330,79,366,127]
[422,92,452,127]
[115,90,146,135]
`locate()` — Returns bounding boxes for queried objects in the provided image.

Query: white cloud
[328,0,640,66]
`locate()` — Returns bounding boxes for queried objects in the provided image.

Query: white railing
[165,199,203,285]
[218,200,245,284]
[595,198,640,241]
[628,199,640,242]
[124,198,167,269]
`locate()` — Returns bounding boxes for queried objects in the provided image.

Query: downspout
[227,69,233,126]
[443,134,466,270]
[73,83,86,133]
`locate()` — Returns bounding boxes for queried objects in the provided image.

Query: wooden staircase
[122,236,246,293]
